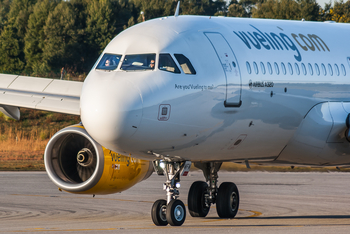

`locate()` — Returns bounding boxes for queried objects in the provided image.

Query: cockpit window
[121,54,156,71]
[96,53,121,71]
[174,54,196,75]
[159,54,181,74]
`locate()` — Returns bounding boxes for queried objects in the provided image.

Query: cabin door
[205,32,242,107]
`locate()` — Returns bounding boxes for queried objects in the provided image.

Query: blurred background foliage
[0,0,348,78]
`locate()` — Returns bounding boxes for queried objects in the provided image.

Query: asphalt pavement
[0,171,350,233]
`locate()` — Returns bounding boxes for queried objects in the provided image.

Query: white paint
[1,15,350,166]
[79,16,350,166]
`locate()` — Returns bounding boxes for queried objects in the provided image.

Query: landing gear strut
[188,162,239,219]
[151,160,190,226]
[151,160,239,226]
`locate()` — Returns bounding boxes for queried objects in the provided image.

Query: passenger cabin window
[274,62,279,75]
[334,64,340,76]
[341,64,346,76]
[321,63,327,75]
[295,63,300,75]
[301,63,307,75]
[253,62,258,74]
[121,54,156,71]
[281,63,286,75]
[328,64,333,76]
[96,54,121,71]
[267,62,273,74]
[315,63,320,76]
[260,62,266,74]
[246,62,251,74]
[174,54,196,74]
[288,63,293,75]
[308,63,313,75]
[159,54,180,73]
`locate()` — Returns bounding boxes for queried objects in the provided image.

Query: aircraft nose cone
[80,78,142,150]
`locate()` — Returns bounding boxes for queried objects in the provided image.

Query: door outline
[204,32,242,108]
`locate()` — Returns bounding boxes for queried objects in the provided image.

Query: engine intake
[44,124,153,195]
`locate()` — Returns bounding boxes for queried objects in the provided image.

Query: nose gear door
[205,32,242,107]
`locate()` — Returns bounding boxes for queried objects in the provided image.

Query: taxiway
[0,171,350,233]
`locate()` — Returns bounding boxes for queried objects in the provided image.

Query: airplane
[1,1,350,227]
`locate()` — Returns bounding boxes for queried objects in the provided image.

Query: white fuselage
[80,16,350,166]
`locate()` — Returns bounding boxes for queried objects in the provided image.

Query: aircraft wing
[0,74,83,120]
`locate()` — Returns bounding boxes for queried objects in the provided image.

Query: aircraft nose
[80,78,142,150]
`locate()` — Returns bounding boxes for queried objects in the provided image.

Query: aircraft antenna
[174,1,180,17]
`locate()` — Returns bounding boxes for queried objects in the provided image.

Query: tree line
[0,0,349,77]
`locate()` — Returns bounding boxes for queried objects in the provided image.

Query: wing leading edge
[0,74,83,119]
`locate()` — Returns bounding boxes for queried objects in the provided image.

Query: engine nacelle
[44,124,153,195]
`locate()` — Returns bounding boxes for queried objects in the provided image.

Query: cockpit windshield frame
[96,53,122,71]
[158,54,181,74]
[174,54,196,75]
[120,54,156,71]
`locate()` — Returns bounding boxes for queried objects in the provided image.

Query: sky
[317,0,334,7]
[225,0,335,9]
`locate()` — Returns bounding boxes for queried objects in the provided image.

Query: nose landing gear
[151,160,190,226]
[151,160,239,226]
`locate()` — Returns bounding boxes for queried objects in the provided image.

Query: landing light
[159,161,166,169]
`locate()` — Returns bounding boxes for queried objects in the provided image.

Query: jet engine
[44,124,153,195]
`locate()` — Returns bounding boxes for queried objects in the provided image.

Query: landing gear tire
[151,199,168,226]
[216,182,239,218]
[188,181,210,217]
[166,199,186,226]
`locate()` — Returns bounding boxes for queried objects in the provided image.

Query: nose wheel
[151,160,191,226]
[151,199,168,226]
[166,199,186,226]
[151,199,186,226]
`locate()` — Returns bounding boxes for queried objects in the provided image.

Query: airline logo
[233,24,330,62]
